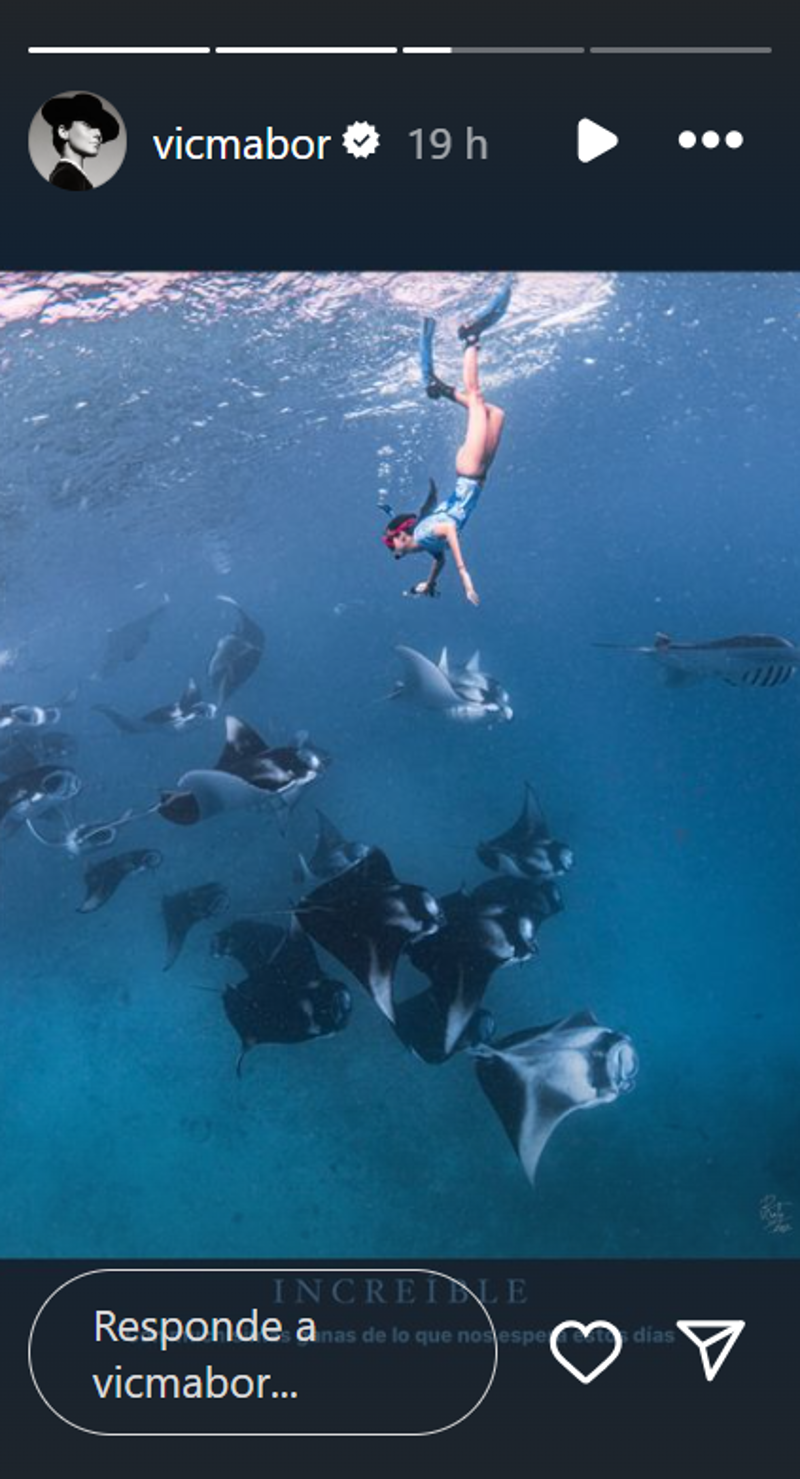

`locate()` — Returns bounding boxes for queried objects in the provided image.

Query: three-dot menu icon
[679,130,744,149]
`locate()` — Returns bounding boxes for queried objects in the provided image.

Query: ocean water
[0,270,798,1260]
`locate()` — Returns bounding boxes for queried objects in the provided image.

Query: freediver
[381,277,511,607]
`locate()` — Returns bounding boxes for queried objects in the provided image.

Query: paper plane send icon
[676,1321,745,1381]
[578,118,618,163]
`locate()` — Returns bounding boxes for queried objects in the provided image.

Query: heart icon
[549,1320,623,1384]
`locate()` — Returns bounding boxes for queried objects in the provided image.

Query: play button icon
[578,118,619,163]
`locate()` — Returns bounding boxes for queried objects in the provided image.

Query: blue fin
[458,273,514,345]
[420,316,436,381]
[420,317,456,400]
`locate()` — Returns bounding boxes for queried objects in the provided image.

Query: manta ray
[295,847,443,1023]
[94,679,217,734]
[399,883,540,1062]
[217,920,352,1073]
[78,849,163,913]
[390,646,513,724]
[0,702,63,731]
[473,1011,639,1187]
[207,596,265,705]
[477,784,574,881]
[97,596,170,680]
[162,883,229,970]
[596,631,800,688]
[158,716,329,825]
[0,766,81,829]
[295,810,373,886]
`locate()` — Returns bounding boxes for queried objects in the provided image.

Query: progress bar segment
[590,46,771,53]
[216,46,398,54]
[29,45,211,53]
[453,46,584,53]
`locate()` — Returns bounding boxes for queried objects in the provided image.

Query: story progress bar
[27,44,773,56]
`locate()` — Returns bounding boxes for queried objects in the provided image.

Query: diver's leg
[455,347,505,477]
[483,404,506,466]
[455,399,491,477]
[462,343,480,396]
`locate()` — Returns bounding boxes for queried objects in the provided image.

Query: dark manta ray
[162,883,229,971]
[78,849,163,914]
[158,717,329,825]
[473,1012,638,1188]
[295,810,373,886]
[399,885,540,1062]
[595,631,800,689]
[296,848,443,1023]
[97,596,170,680]
[207,596,265,705]
[0,766,81,829]
[470,875,565,927]
[94,679,218,734]
[220,922,352,1073]
[477,784,574,882]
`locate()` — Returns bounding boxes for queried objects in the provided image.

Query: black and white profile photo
[29,92,126,191]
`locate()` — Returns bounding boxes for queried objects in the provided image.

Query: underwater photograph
[0,270,798,1259]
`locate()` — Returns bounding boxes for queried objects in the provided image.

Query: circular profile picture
[29,91,126,191]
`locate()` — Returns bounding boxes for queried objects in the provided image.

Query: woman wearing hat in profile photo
[40,92,120,190]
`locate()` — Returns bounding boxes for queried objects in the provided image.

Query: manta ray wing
[176,768,273,819]
[296,849,405,1020]
[488,783,549,853]
[267,924,324,995]
[405,890,501,1057]
[218,595,265,650]
[298,905,399,1021]
[393,646,462,711]
[94,704,151,734]
[179,678,201,711]
[211,919,287,974]
[214,716,271,771]
[313,808,346,854]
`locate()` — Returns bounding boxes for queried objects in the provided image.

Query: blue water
[1,271,798,1259]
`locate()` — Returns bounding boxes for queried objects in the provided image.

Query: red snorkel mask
[382,516,416,550]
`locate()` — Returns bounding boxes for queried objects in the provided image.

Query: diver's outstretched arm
[430,523,479,606]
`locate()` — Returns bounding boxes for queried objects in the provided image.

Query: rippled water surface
[0,271,798,1258]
